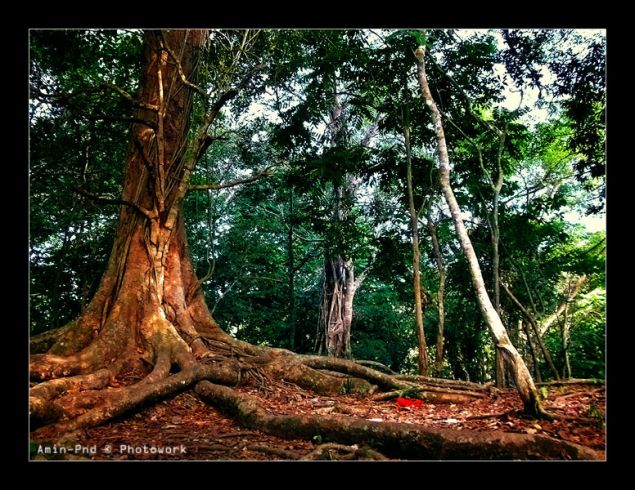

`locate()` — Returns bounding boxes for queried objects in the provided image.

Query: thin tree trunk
[492,190,506,388]
[560,285,572,379]
[492,191,502,315]
[495,350,507,388]
[563,323,572,379]
[404,125,429,376]
[414,45,545,416]
[288,188,297,351]
[426,210,446,376]
[501,282,561,380]
[521,319,542,383]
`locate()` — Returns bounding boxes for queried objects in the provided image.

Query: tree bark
[321,256,361,358]
[413,45,545,416]
[404,125,429,376]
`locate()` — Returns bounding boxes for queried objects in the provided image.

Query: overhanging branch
[74,187,155,219]
[189,167,275,191]
[32,83,159,112]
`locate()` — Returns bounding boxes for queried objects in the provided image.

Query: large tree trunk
[404,125,429,376]
[413,45,546,416]
[320,256,358,358]
[33,30,212,366]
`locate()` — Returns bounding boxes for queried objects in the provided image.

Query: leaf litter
[36,381,604,460]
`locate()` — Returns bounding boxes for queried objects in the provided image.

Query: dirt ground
[30,382,605,461]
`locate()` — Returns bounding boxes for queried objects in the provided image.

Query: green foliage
[30,29,605,384]
[30,30,141,333]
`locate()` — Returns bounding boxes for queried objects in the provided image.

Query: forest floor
[31,380,605,461]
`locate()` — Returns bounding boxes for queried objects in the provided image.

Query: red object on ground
[396,397,423,408]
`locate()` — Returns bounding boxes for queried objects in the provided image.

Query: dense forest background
[30,28,605,385]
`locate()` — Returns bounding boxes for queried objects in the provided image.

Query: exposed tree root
[536,379,604,387]
[353,360,397,375]
[395,374,495,392]
[30,320,597,459]
[301,355,407,391]
[263,356,376,395]
[301,443,388,460]
[30,324,73,354]
[30,359,127,426]
[246,444,300,460]
[31,360,241,439]
[195,380,601,460]
[371,386,486,404]
[30,317,588,460]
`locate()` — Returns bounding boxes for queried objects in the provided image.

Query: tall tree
[30,30,381,432]
[414,44,545,416]
[403,121,429,375]
[318,91,362,358]
[425,206,446,376]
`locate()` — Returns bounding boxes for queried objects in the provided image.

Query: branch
[32,87,157,129]
[439,108,493,189]
[163,87,241,231]
[427,55,500,136]
[74,187,154,220]
[192,87,241,164]
[33,84,159,112]
[73,108,157,129]
[501,281,538,328]
[539,275,587,337]
[502,281,561,380]
[293,233,324,244]
[164,63,266,232]
[189,167,275,191]
[354,254,377,289]
[361,115,385,147]
[294,250,322,273]
[105,83,159,112]
[186,259,216,304]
